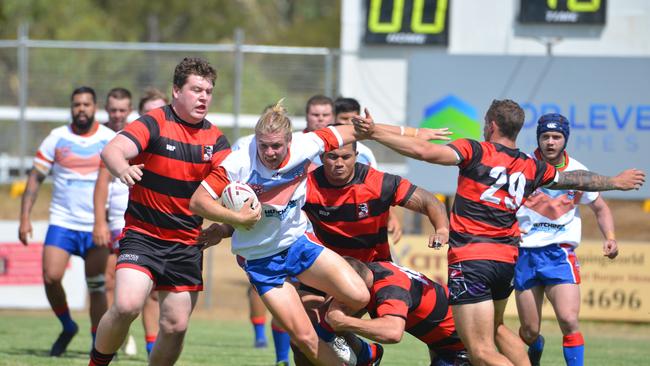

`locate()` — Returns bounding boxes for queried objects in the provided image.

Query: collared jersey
[367,261,463,353]
[201,126,343,259]
[303,163,415,262]
[120,105,230,245]
[34,123,116,231]
[447,139,557,264]
[517,151,597,249]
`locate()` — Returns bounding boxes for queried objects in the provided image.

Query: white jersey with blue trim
[516,155,598,249]
[34,124,116,231]
[210,127,342,260]
[355,141,377,168]
[107,177,129,231]
[231,133,255,152]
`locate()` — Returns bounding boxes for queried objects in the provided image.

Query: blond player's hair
[255,99,292,140]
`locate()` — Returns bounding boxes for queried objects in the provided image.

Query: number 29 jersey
[447,139,557,264]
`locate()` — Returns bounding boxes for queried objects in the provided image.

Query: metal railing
[0,25,341,181]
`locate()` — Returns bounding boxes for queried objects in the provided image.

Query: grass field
[1,310,649,365]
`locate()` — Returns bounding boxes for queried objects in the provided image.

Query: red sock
[145,334,157,344]
[563,332,584,347]
[250,316,266,325]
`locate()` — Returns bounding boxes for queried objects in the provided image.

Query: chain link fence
[0,31,340,181]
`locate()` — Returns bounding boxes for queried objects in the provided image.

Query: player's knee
[104,273,116,292]
[86,274,106,294]
[148,291,159,302]
[159,315,190,334]
[468,346,494,364]
[113,297,144,319]
[42,268,63,286]
[557,314,579,334]
[518,325,539,344]
[290,331,318,357]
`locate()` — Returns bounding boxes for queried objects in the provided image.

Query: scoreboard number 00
[364,0,449,45]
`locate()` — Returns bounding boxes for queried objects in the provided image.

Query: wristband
[400,126,405,136]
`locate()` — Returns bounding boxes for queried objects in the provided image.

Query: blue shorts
[44,225,97,258]
[514,244,581,291]
[237,235,324,296]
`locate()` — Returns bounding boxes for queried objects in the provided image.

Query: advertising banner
[0,221,87,309]
[392,235,650,322]
[406,54,650,199]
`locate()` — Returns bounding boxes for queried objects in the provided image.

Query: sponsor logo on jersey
[357,203,369,218]
[203,145,213,161]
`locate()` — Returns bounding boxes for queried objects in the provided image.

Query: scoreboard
[519,0,607,24]
[364,0,449,45]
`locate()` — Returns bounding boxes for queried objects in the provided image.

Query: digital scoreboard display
[519,0,607,24]
[364,0,449,45]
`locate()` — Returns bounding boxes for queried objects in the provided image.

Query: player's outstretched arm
[332,108,452,147]
[190,185,261,230]
[355,108,452,142]
[402,187,449,248]
[18,168,46,245]
[588,196,618,259]
[549,168,645,191]
[352,114,458,166]
[326,308,406,344]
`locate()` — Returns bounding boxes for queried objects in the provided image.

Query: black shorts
[116,230,203,292]
[447,260,514,305]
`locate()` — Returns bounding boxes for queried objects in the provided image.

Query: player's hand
[352,108,375,138]
[324,307,348,332]
[428,228,449,250]
[417,127,452,142]
[18,218,32,246]
[603,238,619,259]
[387,213,402,244]
[197,223,231,250]
[118,164,145,187]
[92,221,112,248]
[235,200,262,230]
[613,168,645,190]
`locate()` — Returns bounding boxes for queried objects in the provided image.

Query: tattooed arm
[402,187,450,248]
[18,168,47,245]
[548,168,645,191]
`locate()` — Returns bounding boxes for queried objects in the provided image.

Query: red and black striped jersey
[119,105,230,245]
[303,163,416,262]
[447,139,557,264]
[367,261,464,354]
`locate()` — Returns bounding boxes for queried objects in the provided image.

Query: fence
[0,26,341,182]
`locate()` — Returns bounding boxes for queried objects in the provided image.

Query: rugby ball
[220,182,259,211]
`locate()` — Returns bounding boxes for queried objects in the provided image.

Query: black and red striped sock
[88,347,114,366]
